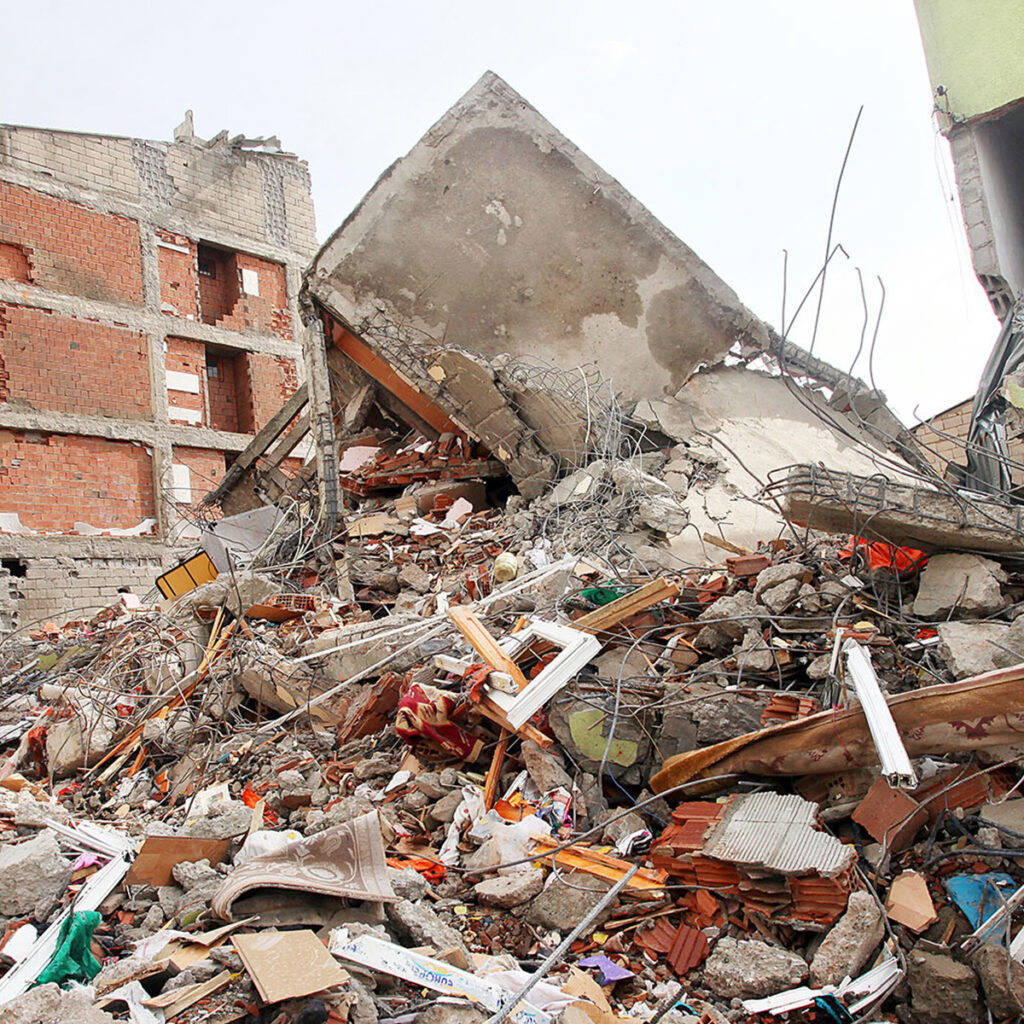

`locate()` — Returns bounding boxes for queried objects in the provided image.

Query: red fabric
[395,683,484,761]
[839,536,928,573]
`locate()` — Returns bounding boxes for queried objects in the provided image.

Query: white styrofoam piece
[241,267,260,295]
[166,371,201,394]
[168,406,203,425]
[169,463,192,502]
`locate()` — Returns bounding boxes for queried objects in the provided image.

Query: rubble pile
[5,353,1024,1024]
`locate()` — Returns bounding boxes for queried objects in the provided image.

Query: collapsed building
[3,43,1024,1024]
[0,115,316,627]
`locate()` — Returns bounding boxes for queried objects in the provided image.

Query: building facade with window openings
[0,113,316,624]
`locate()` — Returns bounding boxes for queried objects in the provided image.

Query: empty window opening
[2,558,27,578]
[196,244,240,326]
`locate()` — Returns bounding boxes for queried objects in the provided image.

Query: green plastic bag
[33,910,103,987]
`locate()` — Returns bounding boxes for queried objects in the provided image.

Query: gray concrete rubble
[303,72,771,406]
[936,620,1010,678]
[473,868,545,908]
[906,949,982,1024]
[970,943,1024,1019]
[6,68,1024,1024]
[809,891,885,987]
[1,983,117,1024]
[526,873,616,932]
[912,552,1006,618]
[701,938,808,999]
[0,830,72,916]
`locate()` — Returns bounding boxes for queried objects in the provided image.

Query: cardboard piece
[153,918,257,972]
[126,835,232,887]
[886,870,939,932]
[562,968,621,1024]
[235,929,349,1003]
[142,969,232,1017]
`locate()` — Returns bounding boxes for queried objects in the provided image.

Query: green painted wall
[914,0,1024,123]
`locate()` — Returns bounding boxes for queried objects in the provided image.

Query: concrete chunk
[702,937,807,999]
[937,620,1010,679]
[809,891,884,987]
[913,553,1005,619]
[474,868,545,909]
[0,830,72,916]
[907,949,981,1024]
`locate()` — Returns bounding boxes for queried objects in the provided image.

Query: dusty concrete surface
[644,366,919,563]
[306,72,770,404]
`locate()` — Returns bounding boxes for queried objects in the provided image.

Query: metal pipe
[486,864,640,1024]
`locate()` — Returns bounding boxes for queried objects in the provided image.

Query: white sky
[2,0,1000,424]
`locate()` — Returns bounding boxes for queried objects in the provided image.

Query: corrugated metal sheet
[701,792,853,877]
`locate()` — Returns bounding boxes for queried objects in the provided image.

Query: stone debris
[2,97,1024,1024]
[702,938,808,999]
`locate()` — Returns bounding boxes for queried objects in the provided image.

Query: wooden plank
[263,411,311,470]
[449,606,529,690]
[330,322,464,437]
[203,383,308,504]
[142,969,232,1016]
[477,695,553,749]
[702,531,751,556]
[531,836,667,891]
[572,578,679,636]
[483,731,510,811]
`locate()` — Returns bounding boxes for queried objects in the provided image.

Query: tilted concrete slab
[305,71,771,403]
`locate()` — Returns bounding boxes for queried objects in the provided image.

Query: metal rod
[486,863,640,1024]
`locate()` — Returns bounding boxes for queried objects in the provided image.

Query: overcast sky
[3,1,1000,424]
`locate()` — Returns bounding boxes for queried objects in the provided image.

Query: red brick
[0,431,154,532]
[0,183,144,305]
[0,303,150,419]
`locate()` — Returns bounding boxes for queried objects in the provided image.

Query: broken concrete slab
[906,948,981,1024]
[937,620,1011,678]
[702,937,808,999]
[0,830,72,916]
[384,899,469,958]
[303,72,770,407]
[971,942,1024,1019]
[695,590,762,650]
[1,982,117,1023]
[912,553,1006,619]
[780,462,1024,556]
[752,563,809,602]
[46,705,117,777]
[473,868,545,909]
[809,891,884,987]
[526,872,615,932]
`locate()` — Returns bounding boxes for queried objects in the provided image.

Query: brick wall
[0,242,31,283]
[196,249,291,341]
[157,231,199,319]
[8,553,167,624]
[0,431,154,532]
[0,182,144,305]
[218,254,291,340]
[171,446,226,504]
[0,303,150,419]
[236,352,298,433]
[914,397,1024,484]
[206,350,239,433]
[165,337,206,426]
